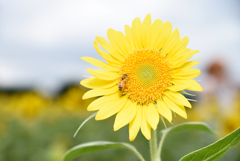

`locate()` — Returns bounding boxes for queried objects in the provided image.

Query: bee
[118,74,128,91]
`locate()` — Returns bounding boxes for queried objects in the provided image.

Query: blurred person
[196,59,239,136]
[203,60,237,113]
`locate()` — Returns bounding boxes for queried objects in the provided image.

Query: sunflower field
[0,83,239,161]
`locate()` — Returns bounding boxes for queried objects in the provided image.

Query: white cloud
[1,0,186,46]
[0,0,240,90]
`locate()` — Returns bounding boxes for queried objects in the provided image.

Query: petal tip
[145,13,151,20]
[183,114,187,119]
[80,80,85,86]
[152,126,157,131]
[81,57,87,60]
[82,93,88,100]
[113,122,120,131]
[143,132,151,140]
[113,126,119,131]
[86,68,92,73]
[95,114,101,120]
[129,136,136,142]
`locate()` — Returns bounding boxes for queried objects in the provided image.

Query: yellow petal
[107,29,130,57]
[155,21,172,50]
[81,57,119,71]
[96,36,124,62]
[129,104,142,141]
[87,93,120,111]
[147,103,159,130]
[120,31,132,54]
[142,14,151,48]
[141,105,151,140]
[163,96,187,119]
[185,80,203,91]
[132,17,143,49]
[93,41,121,66]
[95,36,113,53]
[178,61,200,70]
[96,96,128,120]
[157,99,172,122]
[86,69,120,80]
[149,19,163,48]
[169,79,202,92]
[168,36,189,59]
[165,91,191,108]
[82,86,119,100]
[161,28,180,56]
[172,68,201,79]
[124,25,135,49]
[114,99,137,131]
[168,84,186,91]
[80,77,117,89]
[169,49,199,68]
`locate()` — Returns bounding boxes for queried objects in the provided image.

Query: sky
[0,0,240,93]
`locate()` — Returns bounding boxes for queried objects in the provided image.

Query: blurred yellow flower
[81,14,202,141]
[10,91,49,120]
[222,114,240,137]
[57,86,85,112]
[56,85,94,116]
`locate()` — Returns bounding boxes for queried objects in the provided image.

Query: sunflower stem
[150,130,160,161]
[157,132,166,160]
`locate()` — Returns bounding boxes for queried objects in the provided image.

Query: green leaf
[63,141,145,161]
[158,122,214,158]
[179,127,240,161]
[162,122,215,134]
[73,112,97,138]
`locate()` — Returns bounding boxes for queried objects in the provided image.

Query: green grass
[0,113,239,161]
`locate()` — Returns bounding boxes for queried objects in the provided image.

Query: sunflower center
[120,48,172,104]
[137,64,157,85]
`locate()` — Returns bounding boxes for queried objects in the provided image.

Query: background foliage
[0,85,239,161]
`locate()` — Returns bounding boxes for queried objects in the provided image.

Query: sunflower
[81,14,202,141]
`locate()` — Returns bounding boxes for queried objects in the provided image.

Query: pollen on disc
[119,48,172,104]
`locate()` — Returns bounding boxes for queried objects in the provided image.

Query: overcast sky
[0,0,240,93]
